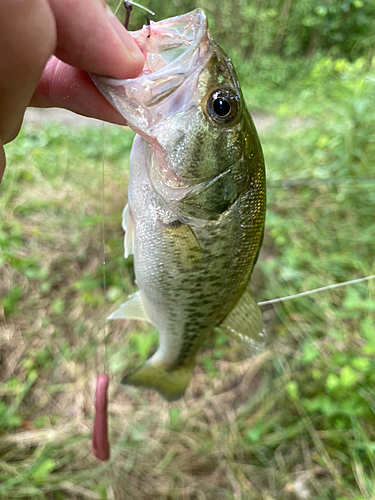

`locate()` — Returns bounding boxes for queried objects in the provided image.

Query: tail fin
[121,361,193,402]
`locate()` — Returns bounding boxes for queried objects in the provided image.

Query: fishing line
[115,0,155,20]
[257,274,375,306]
[129,1,155,16]
[92,122,109,376]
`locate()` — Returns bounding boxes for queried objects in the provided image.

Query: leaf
[339,366,358,387]
[31,459,56,482]
[326,373,339,391]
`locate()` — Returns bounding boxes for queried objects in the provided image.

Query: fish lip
[90,9,209,137]
[101,9,208,87]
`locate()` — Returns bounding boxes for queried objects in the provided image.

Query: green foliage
[109,0,375,60]
[250,51,375,497]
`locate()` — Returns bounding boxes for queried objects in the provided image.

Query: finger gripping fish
[91,9,266,401]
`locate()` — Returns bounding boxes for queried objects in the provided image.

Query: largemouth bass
[91,9,266,401]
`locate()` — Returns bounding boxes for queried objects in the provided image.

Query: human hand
[0,0,145,181]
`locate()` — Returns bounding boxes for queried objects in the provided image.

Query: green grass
[0,57,374,499]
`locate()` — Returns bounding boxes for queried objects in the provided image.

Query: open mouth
[90,10,209,133]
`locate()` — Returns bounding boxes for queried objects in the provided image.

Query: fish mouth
[90,9,209,138]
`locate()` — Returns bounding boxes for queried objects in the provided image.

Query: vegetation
[110,0,375,60]
[1,1,374,499]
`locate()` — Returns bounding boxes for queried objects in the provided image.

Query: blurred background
[1,1,375,499]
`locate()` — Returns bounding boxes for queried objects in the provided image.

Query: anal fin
[107,291,153,324]
[215,283,266,352]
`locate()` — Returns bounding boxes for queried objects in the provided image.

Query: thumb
[47,0,144,79]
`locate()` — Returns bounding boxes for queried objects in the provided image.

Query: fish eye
[206,89,239,125]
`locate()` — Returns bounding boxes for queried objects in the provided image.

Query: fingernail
[107,9,144,73]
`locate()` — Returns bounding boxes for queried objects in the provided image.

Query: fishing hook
[124,0,133,30]
[123,1,155,31]
[145,15,151,38]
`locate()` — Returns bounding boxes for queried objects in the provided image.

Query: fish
[91,9,266,401]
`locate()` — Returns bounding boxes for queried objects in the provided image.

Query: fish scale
[91,9,266,401]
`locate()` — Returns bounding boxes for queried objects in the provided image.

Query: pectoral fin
[122,359,193,402]
[122,204,135,258]
[161,219,203,267]
[215,284,266,352]
[107,291,153,324]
